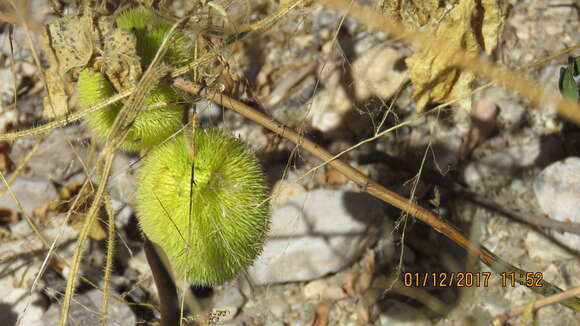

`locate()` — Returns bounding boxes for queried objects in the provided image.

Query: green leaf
[559,56,580,102]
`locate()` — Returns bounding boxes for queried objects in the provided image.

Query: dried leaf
[355,249,375,294]
[44,14,95,76]
[400,0,507,112]
[0,206,20,225]
[480,0,508,55]
[55,181,107,241]
[0,141,13,172]
[42,71,73,120]
[100,18,142,91]
[41,10,142,119]
[311,303,330,326]
[42,11,94,119]
[377,0,446,29]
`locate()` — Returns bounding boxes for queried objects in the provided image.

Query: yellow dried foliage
[57,181,107,241]
[379,0,507,112]
[42,9,142,119]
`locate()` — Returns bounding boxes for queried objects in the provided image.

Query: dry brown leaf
[0,206,20,225]
[355,248,375,294]
[480,0,508,55]
[42,12,94,119]
[53,181,107,240]
[0,141,13,172]
[343,270,358,296]
[377,0,446,29]
[100,18,142,91]
[311,302,330,326]
[400,0,507,112]
[41,10,142,119]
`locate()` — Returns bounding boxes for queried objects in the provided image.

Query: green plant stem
[172,78,580,311]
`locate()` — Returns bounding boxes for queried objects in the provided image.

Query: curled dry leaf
[0,206,20,225]
[377,0,443,30]
[343,248,376,296]
[41,8,142,119]
[356,248,375,294]
[393,0,508,112]
[0,141,13,172]
[42,181,107,240]
[311,302,330,326]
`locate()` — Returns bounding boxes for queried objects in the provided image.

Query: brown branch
[359,151,580,236]
[172,78,580,311]
[493,286,580,324]
[144,237,182,326]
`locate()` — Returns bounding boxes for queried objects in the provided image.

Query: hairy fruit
[77,7,192,151]
[135,128,270,286]
[77,69,185,151]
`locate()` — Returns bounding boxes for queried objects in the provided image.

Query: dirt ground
[0,0,578,325]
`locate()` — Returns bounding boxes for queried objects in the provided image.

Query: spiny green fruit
[77,69,185,151]
[135,128,270,286]
[78,7,192,151]
[115,7,191,67]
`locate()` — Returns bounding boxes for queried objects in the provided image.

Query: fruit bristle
[136,128,270,286]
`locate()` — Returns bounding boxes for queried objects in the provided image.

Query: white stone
[270,180,306,211]
[107,153,139,206]
[43,289,136,326]
[248,189,388,284]
[463,138,563,187]
[309,70,352,133]
[0,223,78,326]
[0,177,57,217]
[534,157,580,250]
[352,46,408,101]
[213,286,245,322]
[10,127,86,182]
[524,231,574,261]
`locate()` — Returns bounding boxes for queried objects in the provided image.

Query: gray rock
[43,289,136,326]
[0,223,78,326]
[0,177,57,217]
[497,99,526,127]
[533,157,580,250]
[265,322,286,326]
[107,153,139,206]
[212,287,245,322]
[463,137,563,188]
[10,127,86,182]
[267,296,290,319]
[378,301,432,326]
[248,189,388,284]
[523,231,574,261]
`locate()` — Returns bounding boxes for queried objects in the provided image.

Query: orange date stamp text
[402,271,544,288]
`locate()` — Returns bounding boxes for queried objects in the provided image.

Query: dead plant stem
[494,286,580,324]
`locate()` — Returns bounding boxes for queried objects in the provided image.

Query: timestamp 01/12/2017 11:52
[402,271,544,288]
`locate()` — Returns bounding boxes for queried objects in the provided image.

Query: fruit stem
[144,237,182,326]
